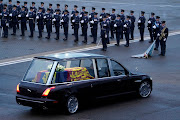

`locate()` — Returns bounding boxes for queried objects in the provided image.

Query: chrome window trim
[92,59,98,79]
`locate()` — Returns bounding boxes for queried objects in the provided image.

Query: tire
[138,81,152,98]
[65,95,79,114]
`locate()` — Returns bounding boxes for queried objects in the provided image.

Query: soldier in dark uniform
[124,16,131,47]
[0,0,3,28]
[80,6,85,36]
[89,7,95,37]
[99,8,106,25]
[114,14,123,46]
[1,7,9,38]
[130,10,136,40]
[71,5,78,35]
[48,4,54,14]
[11,5,18,35]
[61,10,69,41]
[19,6,27,36]
[16,1,21,29]
[153,16,161,50]
[106,13,110,44]
[101,15,108,51]
[81,11,88,43]
[36,7,44,38]
[7,0,12,28]
[55,4,61,15]
[110,8,116,39]
[44,8,52,39]
[31,2,37,30]
[120,9,125,39]
[91,12,98,44]
[27,7,36,37]
[40,2,45,14]
[147,12,155,43]
[138,11,146,41]
[53,9,61,40]
[62,4,69,16]
[73,11,80,42]
[159,21,168,56]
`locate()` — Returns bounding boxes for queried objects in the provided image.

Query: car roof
[35,53,108,61]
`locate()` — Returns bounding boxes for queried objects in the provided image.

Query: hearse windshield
[23,59,66,84]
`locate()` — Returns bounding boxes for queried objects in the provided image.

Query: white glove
[148,20,151,24]
[6,23,9,26]
[4,14,7,16]
[0,13,2,16]
[114,24,117,27]
[89,15,91,18]
[108,17,111,19]
[153,25,156,29]
[90,21,94,24]
[71,14,73,17]
[138,20,141,23]
[62,14,64,17]
[53,18,56,21]
[61,19,64,22]
[18,14,21,17]
[103,24,107,26]
[44,16,46,19]
[94,19,97,22]
[105,34,107,38]
[81,20,84,23]
[80,14,82,17]
[9,13,12,16]
[157,33,160,36]
[72,19,75,22]
[164,38,166,41]
[54,13,56,15]
[100,16,102,19]
[123,24,127,28]
[26,14,29,17]
[36,16,39,19]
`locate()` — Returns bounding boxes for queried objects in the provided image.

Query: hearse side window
[70,60,80,67]
[111,60,126,76]
[96,59,110,78]
[80,59,95,77]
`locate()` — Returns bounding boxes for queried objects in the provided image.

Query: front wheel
[65,95,79,114]
[138,81,152,98]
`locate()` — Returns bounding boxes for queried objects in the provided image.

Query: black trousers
[74,28,79,41]
[130,27,134,39]
[120,31,123,39]
[2,24,8,37]
[83,27,87,41]
[149,29,153,42]
[29,21,34,36]
[21,22,26,35]
[110,26,114,38]
[139,28,144,40]
[64,26,68,39]
[160,39,166,55]
[38,24,43,37]
[12,22,17,34]
[155,37,160,49]
[125,32,129,46]
[101,33,107,50]
[92,29,97,43]
[107,31,110,43]
[116,32,120,45]
[55,26,60,39]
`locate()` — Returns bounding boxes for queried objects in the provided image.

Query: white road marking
[0,31,180,67]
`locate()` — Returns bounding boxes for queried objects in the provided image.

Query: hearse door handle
[117,79,121,82]
[91,84,93,88]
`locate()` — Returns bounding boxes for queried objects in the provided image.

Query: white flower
[56,65,65,72]
[47,64,53,71]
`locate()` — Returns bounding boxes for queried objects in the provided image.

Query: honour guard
[130,10,136,40]
[73,11,80,42]
[55,4,61,15]
[110,8,116,39]
[61,10,69,41]
[53,9,61,40]
[27,7,36,37]
[159,21,168,56]
[24,2,28,13]
[89,7,95,37]
[0,0,3,13]
[123,16,131,47]
[40,2,45,14]
[44,8,52,39]
[120,9,125,39]
[11,5,18,35]
[1,7,9,38]
[153,16,161,50]
[91,12,98,44]
[114,14,123,46]
[99,8,106,25]
[147,12,155,43]
[106,13,111,44]
[80,6,86,36]
[101,15,108,51]
[16,1,21,29]
[81,11,88,43]
[31,2,37,30]
[7,0,12,28]
[19,6,27,36]
[138,11,146,41]
[48,4,54,14]
[62,4,69,16]
[36,7,44,38]
[71,5,78,35]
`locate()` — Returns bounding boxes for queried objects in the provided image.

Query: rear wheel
[65,95,79,114]
[138,81,152,98]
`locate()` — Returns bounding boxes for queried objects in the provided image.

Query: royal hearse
[16,53,152,114]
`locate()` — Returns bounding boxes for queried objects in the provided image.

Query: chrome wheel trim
[67,96,78,114]
[139,82,152,98]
